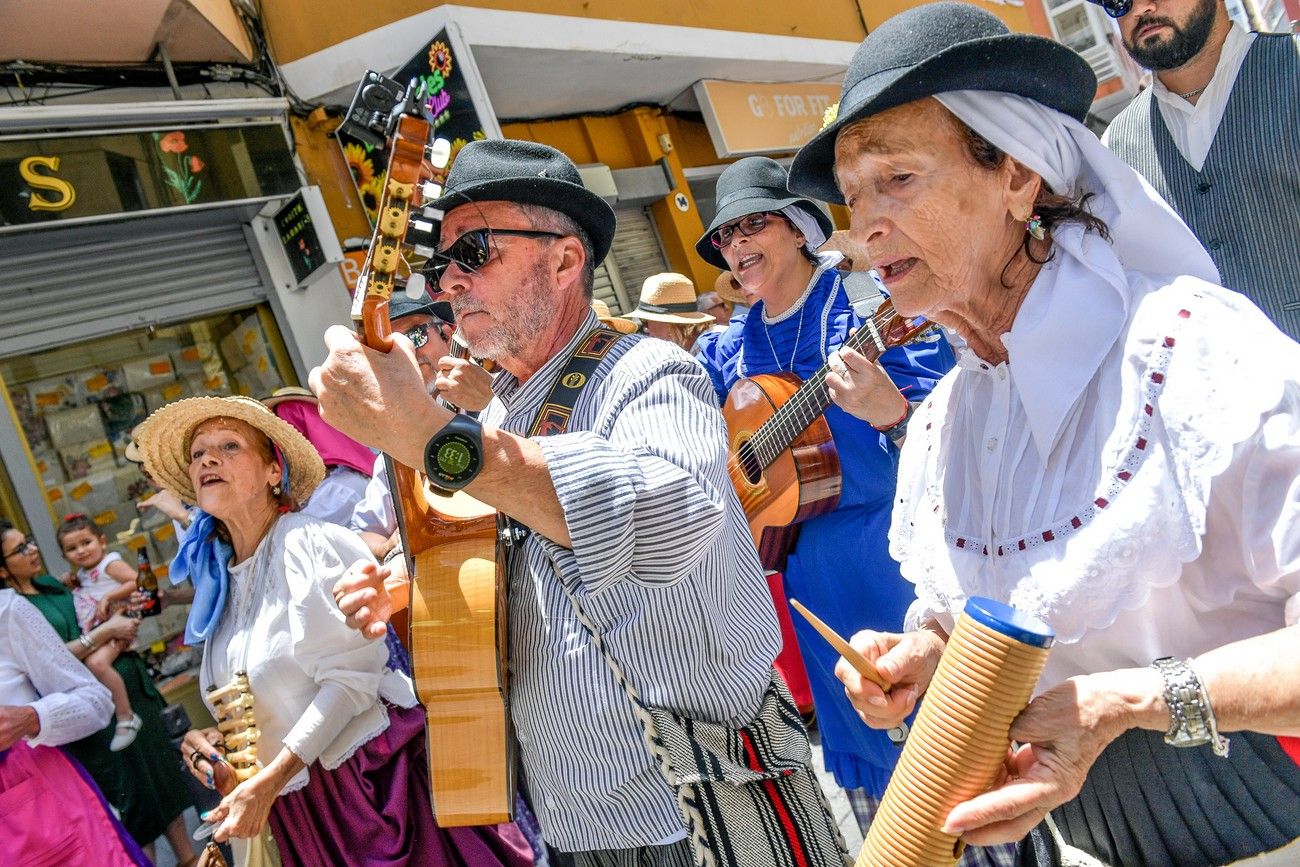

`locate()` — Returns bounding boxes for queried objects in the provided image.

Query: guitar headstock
[342,71,452,352]
[875,297,936,348]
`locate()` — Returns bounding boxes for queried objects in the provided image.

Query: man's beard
[450,260,556,361]
[1123,0,1218,71]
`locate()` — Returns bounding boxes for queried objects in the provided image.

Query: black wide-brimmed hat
[788,1,1096,204]
[427,139,616,265]
[694,157,834,271]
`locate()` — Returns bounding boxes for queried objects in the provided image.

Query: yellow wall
[263,0,869,65]
[859,0,1037,32]
[505,108,716,292]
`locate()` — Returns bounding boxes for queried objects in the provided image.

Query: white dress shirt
[348,454,395,538]
[894,253,1300,693]
[0,589,112,746]
[301,464,371,528]
[200,512,416,793]
[1104,23,1257,171]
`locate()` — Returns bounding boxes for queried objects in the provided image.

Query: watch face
[435,439,472,475]
[429,430,481,486]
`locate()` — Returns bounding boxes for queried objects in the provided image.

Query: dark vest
[1106,34,1300,341]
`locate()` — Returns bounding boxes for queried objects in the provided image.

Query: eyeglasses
[2,535,36,560]
[401,321,451,350]
[710,212,784,249]
[430,228,564,282]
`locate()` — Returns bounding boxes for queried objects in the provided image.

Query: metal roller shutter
[0,209,267,358]
[606,206,669,312]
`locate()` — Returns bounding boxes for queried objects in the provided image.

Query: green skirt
[66,652,193,846]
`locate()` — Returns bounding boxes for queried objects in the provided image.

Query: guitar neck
[748,309,897,472]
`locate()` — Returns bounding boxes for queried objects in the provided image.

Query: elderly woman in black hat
[694,156,962,848]
[799,3,1300,865]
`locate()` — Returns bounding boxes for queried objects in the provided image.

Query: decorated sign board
[337,23,499,226]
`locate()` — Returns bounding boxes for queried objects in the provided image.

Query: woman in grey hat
[695,155,961,850]
[805,4,1300,865]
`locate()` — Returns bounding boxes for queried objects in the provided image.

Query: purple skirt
[268,703,536,866]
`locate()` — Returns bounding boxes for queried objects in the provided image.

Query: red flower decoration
[159,131,188,154]
[189,156,205,172]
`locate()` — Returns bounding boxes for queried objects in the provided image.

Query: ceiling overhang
[279,4,857,122]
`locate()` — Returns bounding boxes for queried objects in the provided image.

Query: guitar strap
[497,326,627,546]
[527,327,625,437]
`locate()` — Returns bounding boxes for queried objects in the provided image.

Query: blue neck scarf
[170,510,234,645]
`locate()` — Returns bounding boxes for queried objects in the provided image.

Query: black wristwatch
[423,414,484,491]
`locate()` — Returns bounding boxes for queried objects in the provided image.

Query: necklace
[1176,84,1207,100]
[763,300,805,372]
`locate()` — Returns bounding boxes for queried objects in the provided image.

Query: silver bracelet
[78,632,95,651]
[382,546,404,565]
[1151,656,1230,757]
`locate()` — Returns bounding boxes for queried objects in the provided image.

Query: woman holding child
[0,517,196,864]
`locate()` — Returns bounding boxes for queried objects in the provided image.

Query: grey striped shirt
[483,311,781,852]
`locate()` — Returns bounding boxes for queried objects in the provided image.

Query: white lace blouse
[200,512,416,793]
[894,254,1300,692]
[0,589,113,746]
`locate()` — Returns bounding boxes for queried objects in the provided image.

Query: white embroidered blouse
[0,589,112,746]
[200,512,416,793]
[894,252,1300,692]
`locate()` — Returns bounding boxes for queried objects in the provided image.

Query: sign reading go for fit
[693,79,842,159]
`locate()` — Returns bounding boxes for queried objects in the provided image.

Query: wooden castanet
[857,598,1053,867]
[724,372,840,569]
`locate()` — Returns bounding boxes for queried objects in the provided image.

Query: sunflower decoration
[820,101,839,131]
[358,176,386,223]
[343,141,375,189]
[428,41,453,79]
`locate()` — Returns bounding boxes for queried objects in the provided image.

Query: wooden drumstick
[789,598,892,693]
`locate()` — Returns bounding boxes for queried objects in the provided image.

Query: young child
[56,513,142,751]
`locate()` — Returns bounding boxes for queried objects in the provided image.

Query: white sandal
[110,713,142,751]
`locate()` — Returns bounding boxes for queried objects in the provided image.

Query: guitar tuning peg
[421,181,443,200]
[426,138,452,170]
[405,273,427,299]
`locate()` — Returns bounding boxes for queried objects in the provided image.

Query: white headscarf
[781,205,829,253]
[933,90,1219,288]
[932,91,1221,458]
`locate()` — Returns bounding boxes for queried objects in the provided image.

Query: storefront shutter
[0,210,266,358]
[608,206,670,308]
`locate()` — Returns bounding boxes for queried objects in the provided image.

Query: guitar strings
[746,302,915,469]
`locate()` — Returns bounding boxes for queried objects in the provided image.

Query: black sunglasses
[710,212,784,249]
[430,228,564,282]
[401,321,451,350]
[2,534,36,560]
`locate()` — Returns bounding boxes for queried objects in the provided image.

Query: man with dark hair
[311,140,812,866]
[1100,0,1300,339]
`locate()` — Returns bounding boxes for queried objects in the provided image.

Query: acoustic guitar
[347,78,513,827]
[723,298,933,569]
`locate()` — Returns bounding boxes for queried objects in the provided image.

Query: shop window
[0,303,296,572]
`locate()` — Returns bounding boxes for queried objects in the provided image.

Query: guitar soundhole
[737,440,763,485]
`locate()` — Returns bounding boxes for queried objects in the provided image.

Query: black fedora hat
[788,2,1096,204]
[694,157,834,271]
[428,139,616,264]
[388,293,454,324]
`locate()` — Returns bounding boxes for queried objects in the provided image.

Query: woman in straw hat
[802,3,1300,864]
[135,396,533,867]
[694,155,960,849]
[591,298,638,334]
[625,272,718,354]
